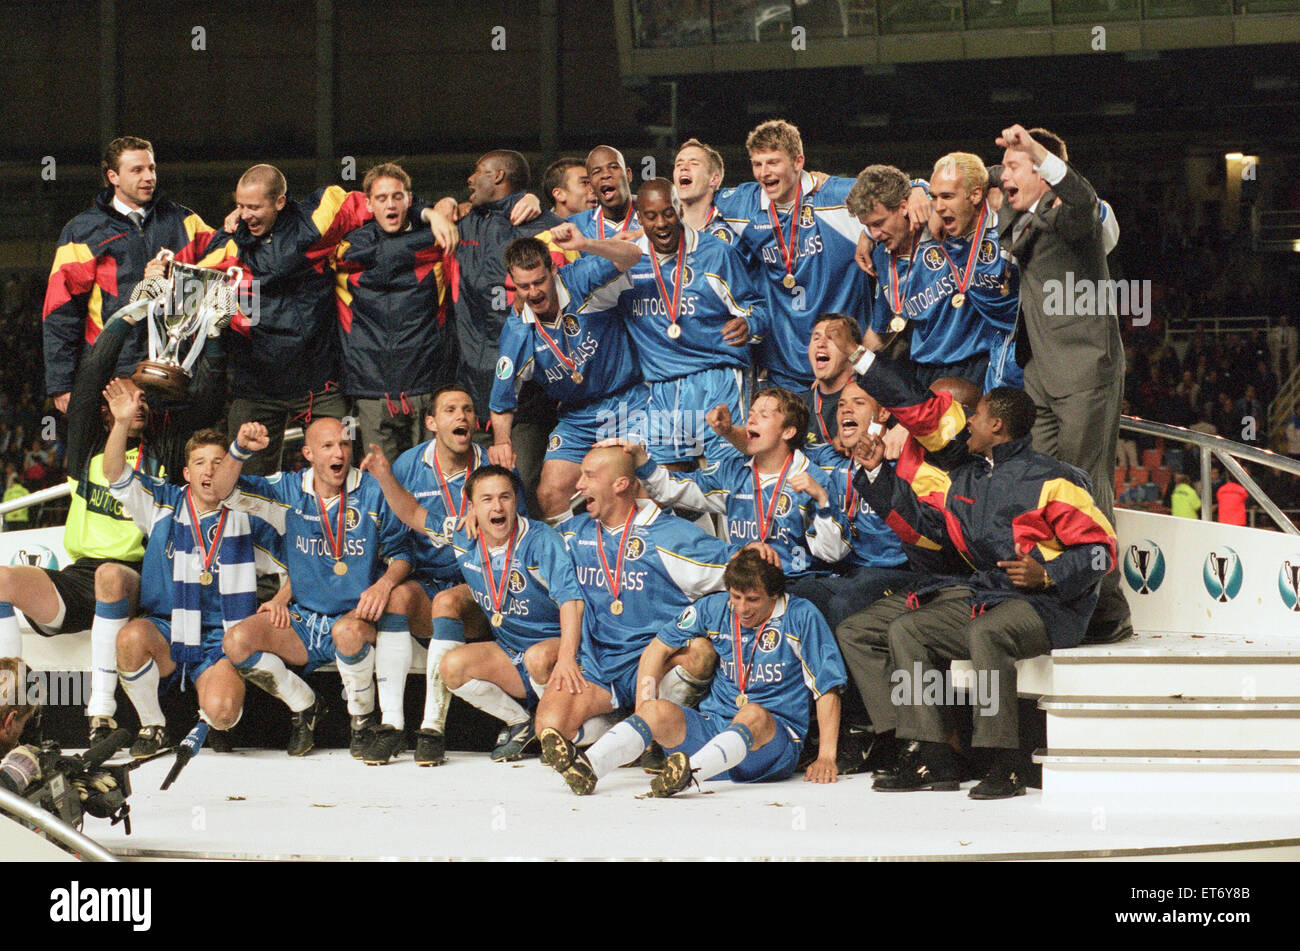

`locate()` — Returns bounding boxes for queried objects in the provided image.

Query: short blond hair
[239,163,287,201]
[745,119,803,162]
[932,152,988,196]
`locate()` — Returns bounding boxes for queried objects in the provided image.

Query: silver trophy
[1130,544,1151,595]
[1286,561,1300,612]
[116,249,242,399]
[1210,551,1233,603]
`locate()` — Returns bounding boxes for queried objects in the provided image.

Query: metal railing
[0,426,306,522]
[0,786,118,862]
[1119,415,1300,534]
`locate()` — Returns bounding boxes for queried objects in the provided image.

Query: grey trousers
[228,388,351,476]
[1024,366,1132,641]
[885,586,1051,749]
[353,392,435,463]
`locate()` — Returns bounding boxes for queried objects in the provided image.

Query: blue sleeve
[714,241,767,339]
[972,253,1019,333]
[656,596,712,651]
[536,528,583,604]
[487,317,532,415]
[238,473,293,506]
[868,247,892,334]
[791,602,848,698]
[377,498,414,565]
[559,254,620,304]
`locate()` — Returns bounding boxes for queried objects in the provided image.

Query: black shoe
[560,750,598,796]
[492,721,536,762]
[969,752,1029,800]
[414,728,446,766]
[649,751,698,798]
[362,724,406,765]
[130,725,168,759]
[538,727,577,772]
[873,738,916,781]
[349,712,379,759]
[872,740,962,792]
[88,715,117,746]
[207,729,234,754]
[287,699,320,757]
[638,741,667,774]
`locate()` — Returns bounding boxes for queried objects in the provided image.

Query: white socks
[243,651,315,713]
[450,678,529,727]
[585,718,652,779]
[0,604,21,659]
[375,627,412,729]
[421,638,460,732]
[335,644,376,717]
[690,726,751,782]
[119,659,164,727]
[88,598,129,718]
[659,665,709,706]
[574,713,620,747]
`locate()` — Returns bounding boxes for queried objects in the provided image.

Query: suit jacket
[1001,163,1121,399]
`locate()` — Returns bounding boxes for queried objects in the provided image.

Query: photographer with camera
[0,657,40,795]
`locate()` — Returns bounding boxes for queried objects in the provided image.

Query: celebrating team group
[0,116,1128,803]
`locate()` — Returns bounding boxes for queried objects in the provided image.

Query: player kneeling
[363,450,584,762]
[102,383,283,757]
[556,548,846,796]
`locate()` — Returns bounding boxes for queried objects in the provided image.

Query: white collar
[483,516,530,555]
[300,465,362,498]
[597,497,661,533]
[420,440,481,474]
[114,196,146,218]
[732,593,789,629]
[758,170,815,212]
[744,449,808,478]
[521,279,571,326]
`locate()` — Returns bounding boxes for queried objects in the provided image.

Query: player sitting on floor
[555,547,847,796]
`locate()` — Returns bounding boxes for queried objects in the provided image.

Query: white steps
[1038,632,1300,812]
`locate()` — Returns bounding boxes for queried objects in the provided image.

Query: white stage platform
[89,749,1300,862]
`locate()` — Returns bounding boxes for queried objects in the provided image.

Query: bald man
[567,146,639,239]
[213,416,422,761]
[537,446,732,780]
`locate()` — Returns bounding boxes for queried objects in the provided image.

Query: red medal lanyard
[731,610,768,699]
[649,239,686,335]
[596,204,632,236]
[766,188,801,280]
[812,387,831,443]
[433,447,472,520]
[752,454,795,543]
[596,505,637,605]
[889,230,920,316]
[936,203,989,299]
[316,483,347,564]
[532,315,579,379]
[480,526,518,619]
[185,487,228,577]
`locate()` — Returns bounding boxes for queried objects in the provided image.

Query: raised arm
[212,421,269,501]
[359,443,430,535]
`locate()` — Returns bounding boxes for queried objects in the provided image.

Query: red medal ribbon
[752,454,795,543]
[595,204,633,236]
[596,505,637,605]
[185,487,228,577]
[889,229,921,316]
[731,609,768,699]
[479,526,518,618]
[316,483,347,564]
[812,387,831,443]
[936,203,988,298]
[766,188,802,280]
[433,447,473,521]
[649,238,687,334]
[845,462,858,517]
[532,315,579,377]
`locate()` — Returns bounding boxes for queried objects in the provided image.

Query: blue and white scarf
[170,505,258,666]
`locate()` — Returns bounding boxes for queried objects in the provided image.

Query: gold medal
[610,598,624,616]
[951,293,965,308]
[491,611,504,627]
[999,281,1010,296]
[570,371,584,385]
[333,561,348,576]
[481,528,519,632]
[666,323,682,339]
[736,693,748,707]
[781,273,796,290]
[889,314,905,333]
[199,570,213,586]
[185,488,228,594]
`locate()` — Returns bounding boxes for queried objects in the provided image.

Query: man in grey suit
[997,124,1133,643]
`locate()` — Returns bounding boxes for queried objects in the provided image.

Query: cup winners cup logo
[1202,547,1243,603]
[1277,557,1300,612]
[1122,540,1165,595]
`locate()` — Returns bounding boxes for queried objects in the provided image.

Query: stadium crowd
[1,117,1190,803]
